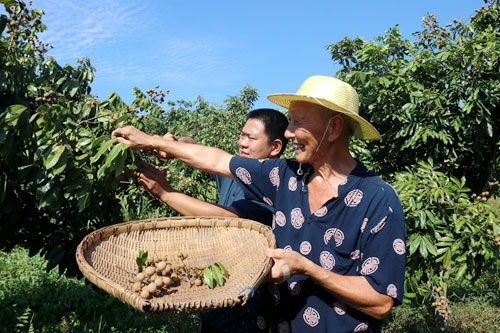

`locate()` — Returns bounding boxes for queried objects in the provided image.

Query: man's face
[285,101,332,163]
[238,118,274,159]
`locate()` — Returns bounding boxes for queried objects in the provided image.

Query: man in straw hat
[112,75,406,332]
[135,108,289,333]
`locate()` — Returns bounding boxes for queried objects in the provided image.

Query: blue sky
[24,0,483,110]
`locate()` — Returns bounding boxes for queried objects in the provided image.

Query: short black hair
[247,108,289,156]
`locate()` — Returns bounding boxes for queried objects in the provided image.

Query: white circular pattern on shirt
[271,217,275,230]
[340,177,348,186]
[370,216,387,234]
[350,249,361,260]
[299,241,312,255]
[256,316,266,330]
[319,251,335,270]
[354,322,369,332]
[289,281,302,295]
[288,176,297,191]
[283,245,293,251]
[333,301,346,315]
[360,218,368,232]
[267,284,280,305]
[263,196,273,206]
[393,238,406,255]
[275,211,286,227]
[303,307,320,327]
[269,167,280,187]
[324,228,344,247]
[290,208,304,229]
[344,189,363,207]
[389,206,393,213]
[361,257,380,275]
[314,206,328,217]
[277,321,290,333]
[387,284,398,298]
[235,167,252,184]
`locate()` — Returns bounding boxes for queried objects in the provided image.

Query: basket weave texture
[76,216,276,313]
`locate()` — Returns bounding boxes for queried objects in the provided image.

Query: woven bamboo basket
[76,216,276,314]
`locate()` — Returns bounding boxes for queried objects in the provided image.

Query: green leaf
[90,138,115,164]
[45,145,66,169]
[211,264,225,287]
[136,250,148,273]
[216,262,229,278]
[203,267,214,289]
[456,263,467,280]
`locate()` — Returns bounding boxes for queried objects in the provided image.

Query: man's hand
[265,248,308,284]
[153,134,197,159]
[136,164,172,199]
[111,126,153,150]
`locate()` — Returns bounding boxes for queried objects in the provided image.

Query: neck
[310,140,357,183]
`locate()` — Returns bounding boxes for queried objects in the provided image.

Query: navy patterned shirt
[229,157,406,332]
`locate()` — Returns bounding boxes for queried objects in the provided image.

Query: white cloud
[30,0,241,92]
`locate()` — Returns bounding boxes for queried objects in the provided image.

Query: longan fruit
[157,261,167,271]
[133,281,142,292]
[141,289,151,299]
[194,279,202,286]
[136,272,145,281]
[163,277,172,286]
[145,266,156,277]
[155,277,164,288]
[148,282,157,293]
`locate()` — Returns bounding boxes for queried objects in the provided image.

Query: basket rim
[76,216,276,313]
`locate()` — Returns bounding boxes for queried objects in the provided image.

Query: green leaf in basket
[136,250,148,273]
[215,262,229,278]
[212,264,225,287]
[203,267,215,289]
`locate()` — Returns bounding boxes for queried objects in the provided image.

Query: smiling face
[237,118,275,159]
[285,101,334,163]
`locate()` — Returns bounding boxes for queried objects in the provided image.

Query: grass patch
[0,246,200,332]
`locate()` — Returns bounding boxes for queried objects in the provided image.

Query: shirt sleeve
[230,199,274,226]
[359,190,406,306]
[229,156,282,206]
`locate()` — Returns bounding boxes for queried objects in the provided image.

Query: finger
[281,263,290,282]
[265,248,280,258]
[163,133,178,141]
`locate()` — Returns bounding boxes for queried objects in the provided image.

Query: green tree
[0,0,256,276]
[328,0,499,196]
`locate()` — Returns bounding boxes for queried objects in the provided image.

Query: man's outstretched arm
[112,126,234,178]
[137,163,240,217]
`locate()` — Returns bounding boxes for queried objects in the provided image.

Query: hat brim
[268,93,381,140]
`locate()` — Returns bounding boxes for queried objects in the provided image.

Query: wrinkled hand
[136,164,172,198]
[265,248,307,285]
[111,126,153,150]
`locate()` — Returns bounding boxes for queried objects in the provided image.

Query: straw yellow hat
[267,75,381,140]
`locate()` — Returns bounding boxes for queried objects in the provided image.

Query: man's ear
[269,139,283,158]
[328,115,344,142]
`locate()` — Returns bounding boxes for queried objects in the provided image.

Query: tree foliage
[0,0,254,275]
[328,0,500,304]
[328,0,499,196]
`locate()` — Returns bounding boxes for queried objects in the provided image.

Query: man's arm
[265,248,394,320]
[137,164,240,217]
[112,126,233,178]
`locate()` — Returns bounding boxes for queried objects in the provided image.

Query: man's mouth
[293,144,305,151]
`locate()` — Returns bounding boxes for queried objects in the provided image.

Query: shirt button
[307,218,312,224]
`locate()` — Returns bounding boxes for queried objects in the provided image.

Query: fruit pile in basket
[132,250,230,299]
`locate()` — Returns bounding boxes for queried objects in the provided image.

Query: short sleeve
[360,200,406,305]
[230,199,274,226]
[229,156,283,207]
